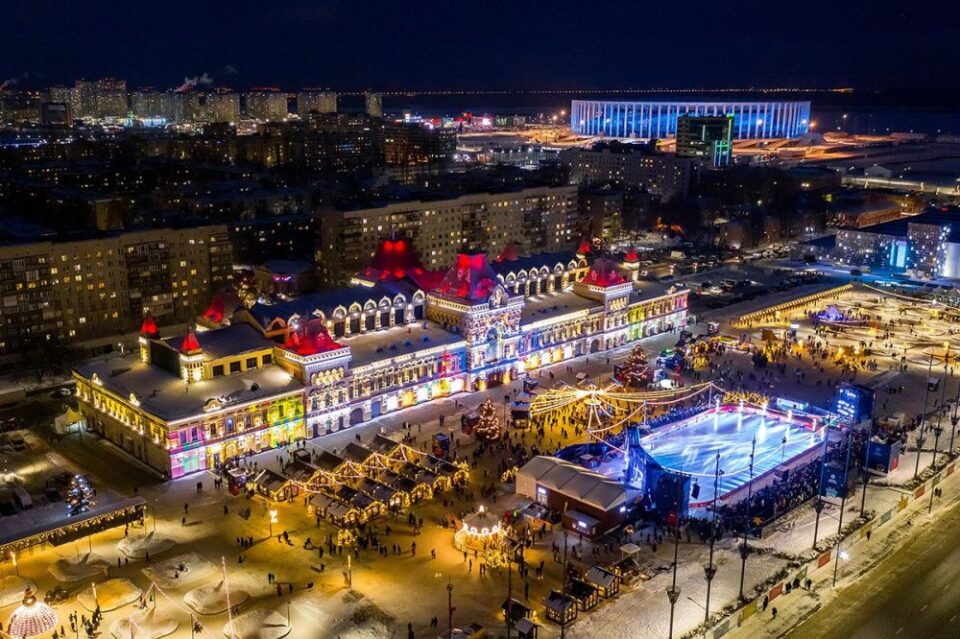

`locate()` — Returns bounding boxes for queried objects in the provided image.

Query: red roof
[584,257,626,287]
[366,238,425,276]
[180,330,201,354]
[203,290,240,324]
[283,319,343,356]
[624,248,640,262]
[434,252,500,303]
[139,314,158,338]
[495,242,521,262]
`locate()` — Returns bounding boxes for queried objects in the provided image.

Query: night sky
[2,0,958,93]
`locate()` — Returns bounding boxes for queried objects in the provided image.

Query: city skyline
[1,0,958,94]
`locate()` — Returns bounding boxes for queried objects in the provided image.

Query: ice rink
[638,408,822,504]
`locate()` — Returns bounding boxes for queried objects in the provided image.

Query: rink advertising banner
[795,565,808,582]
[817,550,832,568]
[948,463,956,476]
[914,485,926,499]
[713,618,732,638]
[878,509,893,526]
[769,582,783,601]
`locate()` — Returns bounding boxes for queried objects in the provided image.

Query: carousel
[454,505,507,559]
[6,588,58,638]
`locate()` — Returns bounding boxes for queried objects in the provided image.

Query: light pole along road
[784,496,960,639]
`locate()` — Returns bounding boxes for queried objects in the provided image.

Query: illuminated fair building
[454,505,505,555]
[73,240,687,478]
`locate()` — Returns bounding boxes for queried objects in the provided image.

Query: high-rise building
[316,185,581,285]
[382,122,456,166]
[580,185,623,241]
[676,114,734,167]
[245,89,288,121]
[562,142,693,201]
[0,226,232,351]
[365,91,383,118]
[206,91,241,123]
[93,78,127,118]
[130,90,188,123]
[39,102,71,127]
[297,90,337,115]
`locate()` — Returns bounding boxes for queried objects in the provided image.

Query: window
[262,354,272,365]
[212,365,224,377]
[229,361,241,374]
[246,357,257,369]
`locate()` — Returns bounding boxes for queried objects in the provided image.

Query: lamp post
[703,451,722,624]
[915,351,935,479]
[812,426,832,549]
[931,342,950,472]
[447,578,454,639]
[949,372,960,456]
[738,439,756,602]
[832,429,853,588]
[268,509,278,538]
[860,422,873,520]
[666,475,683,639]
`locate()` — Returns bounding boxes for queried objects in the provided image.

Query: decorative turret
[138,313,159,363]
[180,329,201,355]
[178,328,204,383]
[283,318,343,356]
[433,252,501,304]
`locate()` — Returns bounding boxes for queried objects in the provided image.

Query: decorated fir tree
[619,345,653,388]
[474,397,503,441]
[66,474,95,516]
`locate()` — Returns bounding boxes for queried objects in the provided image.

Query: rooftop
[74,355,303,422]
[162,324,274,360]
[341,320,464,369]
[848,208,960,242]
[520,288,603,325]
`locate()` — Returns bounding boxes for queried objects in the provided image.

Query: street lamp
[812,426,832,549]
[738,439,756,602]
[915,350,935,479]
[447,578,454,639]
[931,342,950,473]
[703,451,722,624]
[832,429,854,588]
[268,509,278,538]
[666,475,684,639]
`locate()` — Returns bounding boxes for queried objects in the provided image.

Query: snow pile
[118,532,176,559]
[78,578,142,612]
[327,603,397,639]
[141,552,215,589]
[0,576,36,607]
[222,608,291,639]
[109,608,178,639]
[49,553,110,582]
[184,580,250,615]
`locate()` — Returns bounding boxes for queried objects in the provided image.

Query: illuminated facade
[73,244,687,478]
[570,100,810,139]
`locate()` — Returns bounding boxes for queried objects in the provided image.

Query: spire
[180,328,201,354]
[139,313,159,339]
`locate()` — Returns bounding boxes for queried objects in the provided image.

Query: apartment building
[0,226,232,351]
[316,185,581,285]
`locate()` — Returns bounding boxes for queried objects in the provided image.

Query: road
[785,497,960,639]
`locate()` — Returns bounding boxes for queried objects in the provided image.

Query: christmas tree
[474,398,503,442]
[618,345,653,388]
[66,474,95,516]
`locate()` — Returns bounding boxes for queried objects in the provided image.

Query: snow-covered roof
[518,456,627,512]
